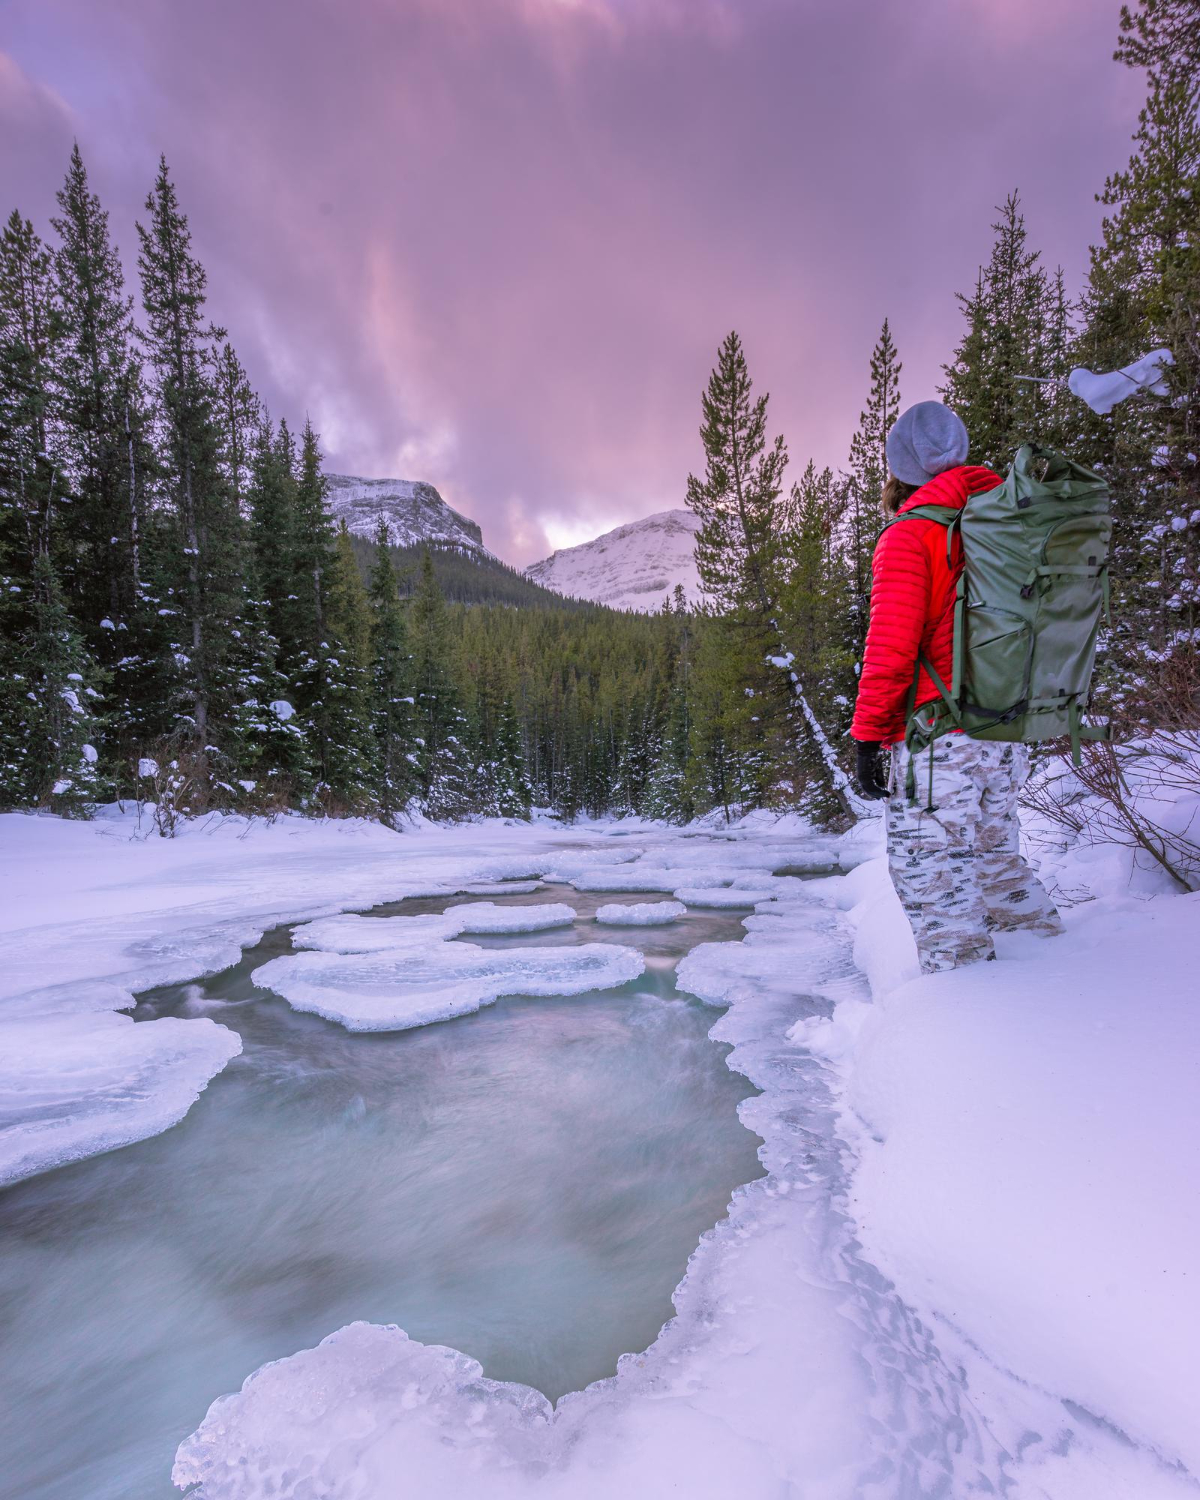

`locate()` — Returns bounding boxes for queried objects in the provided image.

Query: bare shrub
[133,744,211,838]
[1024,732,1200,892]
[235,774,294,823]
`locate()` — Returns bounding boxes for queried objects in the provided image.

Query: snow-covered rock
[565,866,679,893]
[0,1010,240,1188]
[292,912,458,953]
[452,901,575,934]
[460,880,545,896]
[674,886,779,908]
[595,900,686,925]
[251,941,643,1031]
[325,474,490,555]
[293,902,576,952]
[525,509,700,612]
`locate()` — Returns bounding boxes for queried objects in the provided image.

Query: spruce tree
[0,212,53,807]
[0,513,32,805]
[228,547,313,806]
[288,417,333,664]
[686,331,853,819]
[1116,0,1200,75]
[328,520,372,670]
[24,550,104,813]
[683,606,742,822]
[783,460,856,790]
[844,319,901,672]
[0,209,111,810]
[320,517,377,809]
[613,684,665,816]
[213,341,259,513]
[688,332,789,617]
[1074,2,1200,714]
[283,421,374,808]
[50,146,146,630]
[490,692,532,818]
[785,463,848,668]
[136,157,243,766]
[367,517,418,824]
[0,532,40,808]
[941,193,1067,467]
[247,416,298,660]
[467,648,531,819]
[643,588,695,822]
[1040,266,1076,451]
[50,145,163,788]
[0,211,59,561]
[104,521,189,783]
[409,549,473,819]
[314,638,377,812]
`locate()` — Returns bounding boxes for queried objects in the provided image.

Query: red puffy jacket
[850,464,1002,746]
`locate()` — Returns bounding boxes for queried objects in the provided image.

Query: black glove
[855,741,891,801]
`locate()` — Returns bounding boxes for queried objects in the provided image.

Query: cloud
[3,0,1134,563]
[0,48,76,219]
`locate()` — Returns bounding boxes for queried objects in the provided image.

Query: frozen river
[2,814,1192,1500]
[0,883,764,1500]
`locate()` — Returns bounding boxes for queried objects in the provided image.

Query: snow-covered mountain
[325,474,490,555]
[525,509,701,611]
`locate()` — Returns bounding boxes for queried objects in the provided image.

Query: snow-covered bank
[0,1009,241,1190]
[809,790,1200,1489]
[846,887,1199,1476]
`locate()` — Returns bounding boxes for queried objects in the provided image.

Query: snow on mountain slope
[325,474,490,555]
[526,509,701,611]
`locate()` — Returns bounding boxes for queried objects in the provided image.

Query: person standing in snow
[851,401,1063,972]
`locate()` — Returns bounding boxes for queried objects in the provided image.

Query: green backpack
[891,444,1112,803]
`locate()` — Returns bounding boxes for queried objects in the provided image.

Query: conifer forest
[2,4,1197,832]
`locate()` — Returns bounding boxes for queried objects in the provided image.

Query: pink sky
[3,0,1141,564]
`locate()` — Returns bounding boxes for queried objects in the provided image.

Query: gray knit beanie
[885,401,970,487]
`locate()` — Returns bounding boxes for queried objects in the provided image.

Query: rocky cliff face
[325,475,489,555]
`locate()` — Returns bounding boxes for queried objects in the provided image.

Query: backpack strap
[1020,561,1107,599]
[943,508,964,568]
[887,505,967,810]
[1067,698,1112,766]
[920,650,960,725]
[887,503,953,530]
[902,648,960,733]
[902,649,963,810]
[885,503,963,567]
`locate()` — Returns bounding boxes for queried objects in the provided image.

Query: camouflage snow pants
[886,737,1063,973]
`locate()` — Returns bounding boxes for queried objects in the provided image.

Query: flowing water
[0,884,765,1500]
